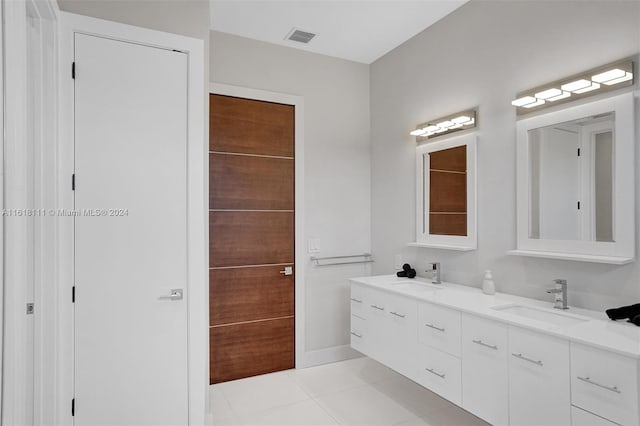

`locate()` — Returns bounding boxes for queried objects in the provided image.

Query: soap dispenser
[482,270,495,295]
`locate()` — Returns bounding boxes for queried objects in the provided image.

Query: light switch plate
[308,238,320,254]
[394,254,402,270]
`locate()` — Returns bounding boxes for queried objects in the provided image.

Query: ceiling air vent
[286,28,316,44]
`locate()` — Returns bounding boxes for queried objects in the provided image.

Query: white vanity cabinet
[461,314,509,426]
[350,284,418,378]
[349,278,640,426]
[508,327,571,426]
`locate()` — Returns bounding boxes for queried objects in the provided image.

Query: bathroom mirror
[529,113,614,242]
[412,133,477,250]
[512,92,635,263]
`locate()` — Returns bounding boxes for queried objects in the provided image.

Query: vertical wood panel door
[209,94,295,384]
[74,34,189,425]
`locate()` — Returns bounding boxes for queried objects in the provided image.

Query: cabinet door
[571,343,639,426]
[350,284,368,319]
[385,294,418,377]
[571,406,619,426]
[366,288,391,365]
[350,314,368,355]
[416,345,462,406]
[509,327,571,426]
[461,314,509,426]
[418,302,461,357]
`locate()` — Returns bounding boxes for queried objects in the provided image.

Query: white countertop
[350,274,640,359]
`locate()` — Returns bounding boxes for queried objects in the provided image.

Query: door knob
[159,289,183,301]
[280,266,293,276]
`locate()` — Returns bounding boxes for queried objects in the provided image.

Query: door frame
[209,82,308,368]
[2,0,59,424]
[58,13,207,425]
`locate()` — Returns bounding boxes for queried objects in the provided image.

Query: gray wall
[370,0,640,311]
[210,31,371,356]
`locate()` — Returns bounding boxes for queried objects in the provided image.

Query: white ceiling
[210,1,469,64]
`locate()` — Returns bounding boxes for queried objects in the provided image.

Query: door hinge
[72,62,75,79]
[26,303,34,315]
[72,286,75,303]
[71,398,75,416]
[577,148,581,156]
[72,174,75,191]
[577,201,581,210]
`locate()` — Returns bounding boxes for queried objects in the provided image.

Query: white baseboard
[297,345,363,369]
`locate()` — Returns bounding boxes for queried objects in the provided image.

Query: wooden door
[74,34,189,424]
[209,94,295,384]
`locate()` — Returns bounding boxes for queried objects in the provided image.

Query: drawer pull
[425,368,446,379]
[577,376,621,394]
[350,297,363,303]
[350,331,363,338]
[425,323,445,332]
[472,339,498,350]
[370,304,385,311]
[390,311,406,318]
[512,353,543,366]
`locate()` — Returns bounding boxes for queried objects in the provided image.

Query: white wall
[210,30,371,359]
[370,0,640,311]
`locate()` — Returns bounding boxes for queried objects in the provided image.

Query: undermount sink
[492,304,589,327]
[388,280,443,291]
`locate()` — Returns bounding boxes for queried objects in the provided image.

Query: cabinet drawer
[461,314,509,426]
[509,327,571,426]
[350,314,367,354]
[350,284,367,318]
[571,343,639,426]
[418,302,461,357]
[572,406,619,426]
[416,345,461,406]
[385,293,418,378]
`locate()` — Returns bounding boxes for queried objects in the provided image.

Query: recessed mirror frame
[412,134,477,251]
[511,92,635,264]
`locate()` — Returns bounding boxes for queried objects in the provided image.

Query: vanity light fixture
[409,109,477,141]
[512,58,634,115]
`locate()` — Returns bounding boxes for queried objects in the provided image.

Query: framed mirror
[412,134,477,250]
[512,92,635,263]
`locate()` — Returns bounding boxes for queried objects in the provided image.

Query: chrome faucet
[426,262,441,284]
[546,279,568,310]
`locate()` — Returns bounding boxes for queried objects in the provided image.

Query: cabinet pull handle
[390,311,406,318]
[577,376,621,394]
[425,368,446,379]
[350,331,363,338]
[370,304,385,311]
[350,297,362,303]
[512,353,543,366]
[425,323,445,332]
[472,339,498,350]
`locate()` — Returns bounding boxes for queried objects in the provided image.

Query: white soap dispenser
[482,270,495,295]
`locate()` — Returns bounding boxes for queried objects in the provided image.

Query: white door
[74,33,189,425]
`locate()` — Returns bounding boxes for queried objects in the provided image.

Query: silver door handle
[425,368,446,379]
[159,289,183,301]
[577,376,621,394]
[280,266,293,276]
[472,339,498,350]
[370,304,385,311]
[350,297,363,303]
[390,311,406,318]
[512,353,543,366]
[425,323,445,332]
[350,331,363,338]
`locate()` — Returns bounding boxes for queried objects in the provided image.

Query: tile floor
[209,357,489,426]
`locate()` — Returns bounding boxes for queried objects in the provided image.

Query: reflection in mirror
[428,146,467,236]
[528,113,614,242]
